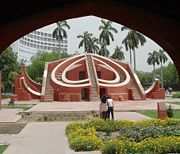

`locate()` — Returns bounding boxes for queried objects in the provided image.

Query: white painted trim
[41,62,48,95]
[93,57,120,84]
[51,54,91,87]
[24,67,41,86]
[20,77,41,96]
[61,57,89,84]
[145,78,159,94]
[92,54,130,87]
[128,64,145,94]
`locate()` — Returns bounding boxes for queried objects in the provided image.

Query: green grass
[1,95,10,99]
[172,91,180,98]
[137,110,157,118]
[1,104,34,111]
[166,102,180,105]
[0,145,8,154]
[137,109,180,119]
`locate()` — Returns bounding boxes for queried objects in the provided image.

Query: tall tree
[27,50,71,83]
[147,50,159,79]
[111,46,125,60]
[99,19,118,56]
[157,49,168,87]
[0,47,21,93]
[77,31,93,52]
[121,27,146,71]
[87,37,99,54]
[52,20,70,58]
[99,42,110,57]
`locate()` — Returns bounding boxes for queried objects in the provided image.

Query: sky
[38,15,173,72]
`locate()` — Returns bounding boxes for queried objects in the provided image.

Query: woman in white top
[106,96,114,120]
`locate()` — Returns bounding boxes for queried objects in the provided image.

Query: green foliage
[0,47,21,93]
[118,125,180,142]
[66,118,180,153]
[167,105,174,118]
[67,127,102,151]
[102,136,180,154]
[110,46,125,60]
[173,93,180,98]
[0,144,8,154]
[26,51,71,83]
[136,71,152,89]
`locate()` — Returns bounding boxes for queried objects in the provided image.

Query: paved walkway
[1,122,100,154]
[0,98,180,154]
[0,109,21,122]
[25,100,180,113]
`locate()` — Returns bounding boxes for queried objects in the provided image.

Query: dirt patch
[18,111,99,122]
[0,122,27,134]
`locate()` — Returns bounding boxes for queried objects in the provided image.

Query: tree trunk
[129,49,132,66]
[59,40,61,59]
[153,64,155,80]
[133,50,136,71]
[160,62,164,88]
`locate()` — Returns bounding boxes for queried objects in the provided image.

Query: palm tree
[87,37,99,54]
[122,35,134,65]
[77,31,93,52]
[147,50,159,79]
[99,19,118,55]
[52,20,70,59]
[99,42,110,57]
[121,27,146,71]
[111,46,125,60]
[157,49,168,87]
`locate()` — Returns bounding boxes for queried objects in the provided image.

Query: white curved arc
[92,54,130,87]
[24,67,41,86]
[51,54,91,87]
[20,77,41,96]
[93,57,120,84]
[61,57,89,84]
[145,78,159,94]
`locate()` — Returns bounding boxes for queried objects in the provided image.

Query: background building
[11,29,68,65]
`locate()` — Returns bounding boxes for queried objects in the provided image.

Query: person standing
[99,96,108,120]
[106,96,114,120]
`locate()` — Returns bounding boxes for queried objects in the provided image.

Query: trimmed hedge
[66,118,180,152]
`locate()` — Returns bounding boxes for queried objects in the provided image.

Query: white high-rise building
[11,29,68,65]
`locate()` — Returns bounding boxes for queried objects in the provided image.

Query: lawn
[1,104,34,111]
[137,109,180,119]
[166,102,180,105]
[0,145,8,154]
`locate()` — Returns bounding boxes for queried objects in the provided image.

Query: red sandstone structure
[14,53,165,102]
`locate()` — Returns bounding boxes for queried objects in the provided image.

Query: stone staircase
[130,79,141,100]
[57,72,62,81]
[86,55,99,101]
[120,75,126,82]
[44,72,54,102]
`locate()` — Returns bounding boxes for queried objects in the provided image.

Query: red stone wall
[0,72,1,110]
[146,80,165,99]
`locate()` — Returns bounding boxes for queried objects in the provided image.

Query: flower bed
[66,118,180,153]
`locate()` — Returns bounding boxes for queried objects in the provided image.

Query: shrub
[66,118,180,152]
[68,128,102,151]
[167,105,174,118]
[118,125,180,142]
[101,136,180,154]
